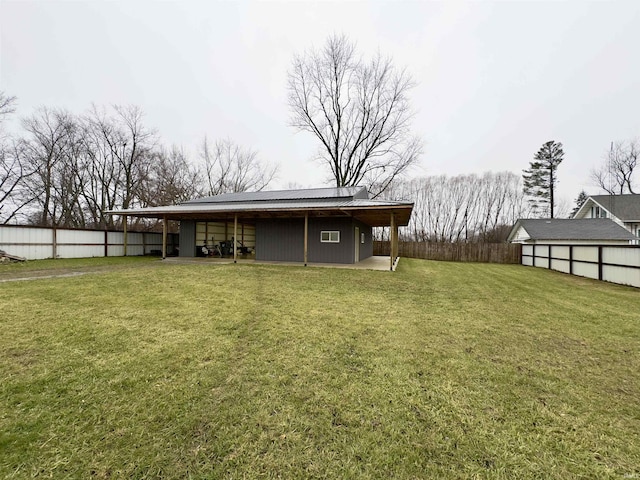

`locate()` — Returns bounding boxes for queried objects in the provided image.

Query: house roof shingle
[588,195,640,221]
[510,218,637,241]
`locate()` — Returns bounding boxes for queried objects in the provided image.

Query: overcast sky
[2,0,640,209]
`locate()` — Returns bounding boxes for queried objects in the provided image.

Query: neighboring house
[573,194,640,237]
[507,218,638,245]
[108,186,413,266]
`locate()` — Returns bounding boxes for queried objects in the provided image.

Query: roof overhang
[107,203,414,227]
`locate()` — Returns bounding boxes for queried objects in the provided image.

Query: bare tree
[287,34,422,198]
[591,140,639,194]
[0,92,27,223]
[78,105,156,228]
[0,92,16,118]
[113,105,156,212]
[78,105,122,228]
[141,145,201,207]
[0,140,37,224]
[386,172,529,242]
[200,137,277,195]
[20,107,78,226]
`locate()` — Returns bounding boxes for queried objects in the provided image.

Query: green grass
[0,255,158,273]
[1,258,639,479]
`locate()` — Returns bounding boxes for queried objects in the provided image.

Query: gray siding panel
[256,219,305,262]
[179,220,196,257]
[184,216,374,263]
[355,220,373,261]
[256,217,374,264]
[308,217,355,264]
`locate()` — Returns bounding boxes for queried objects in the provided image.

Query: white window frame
[592,206,607,218]
[361,232,365,244]
[321,231,340,243]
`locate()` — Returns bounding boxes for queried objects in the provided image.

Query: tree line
[384,172,530,242]
[0,93,277,229]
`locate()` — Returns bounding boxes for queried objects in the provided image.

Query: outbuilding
[108,186,413,270]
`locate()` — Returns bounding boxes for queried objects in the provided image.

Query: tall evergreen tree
[523,140,564,218]
[570,190,588,218]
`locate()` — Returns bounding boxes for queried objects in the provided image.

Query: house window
[592,206,607,218]
[361,232,365,244]
[321,231,340,243]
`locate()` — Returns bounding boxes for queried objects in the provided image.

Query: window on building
[361,232,365,244]
[321,231,340,243]
[592,206,608,218]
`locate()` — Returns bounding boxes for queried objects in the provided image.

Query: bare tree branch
[200,137,277,196]
[288,34,422,197]
[590,139,639,194]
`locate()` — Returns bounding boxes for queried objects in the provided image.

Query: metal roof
[586,195,640,221]
[185,186,368,204]
[508,218,637,241]
[107,196,414,227]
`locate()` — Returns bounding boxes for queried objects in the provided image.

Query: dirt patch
[0,271,93,283]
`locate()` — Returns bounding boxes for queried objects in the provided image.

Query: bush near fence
[373,241,522,264]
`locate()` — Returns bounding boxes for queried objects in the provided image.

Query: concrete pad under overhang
[161,255,397,271]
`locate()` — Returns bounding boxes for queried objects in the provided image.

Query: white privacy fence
[522,244,640,288]
[0,225,178,260]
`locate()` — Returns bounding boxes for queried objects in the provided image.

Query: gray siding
[182,216,374,263]
[179,220,196,257]
[256,219,305,262]
[355,220,373,261]
[308,217,355,264]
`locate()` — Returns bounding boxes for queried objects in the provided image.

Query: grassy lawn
[1,258,639,479]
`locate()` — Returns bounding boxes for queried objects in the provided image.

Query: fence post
[569,245,573,275]
[548,245,552,269]
[532,244,536,267]
[518,243,523,264]
[52,227,57,259]
[598,246,603,281]
[104,230,108,257]
[123,215,128,257]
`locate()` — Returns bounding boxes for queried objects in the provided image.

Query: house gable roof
[507,218,637,242]
[575,194,640,221]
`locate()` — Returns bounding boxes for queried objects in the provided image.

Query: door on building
[354,226,360,262]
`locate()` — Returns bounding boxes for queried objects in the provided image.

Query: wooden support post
[304,212,309,266]
[390,213,396,271]
[393,217,399,269]
[162,216,168,259]
[104,230,108,257]
[233,214,238,263]
[123,215,128,257]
